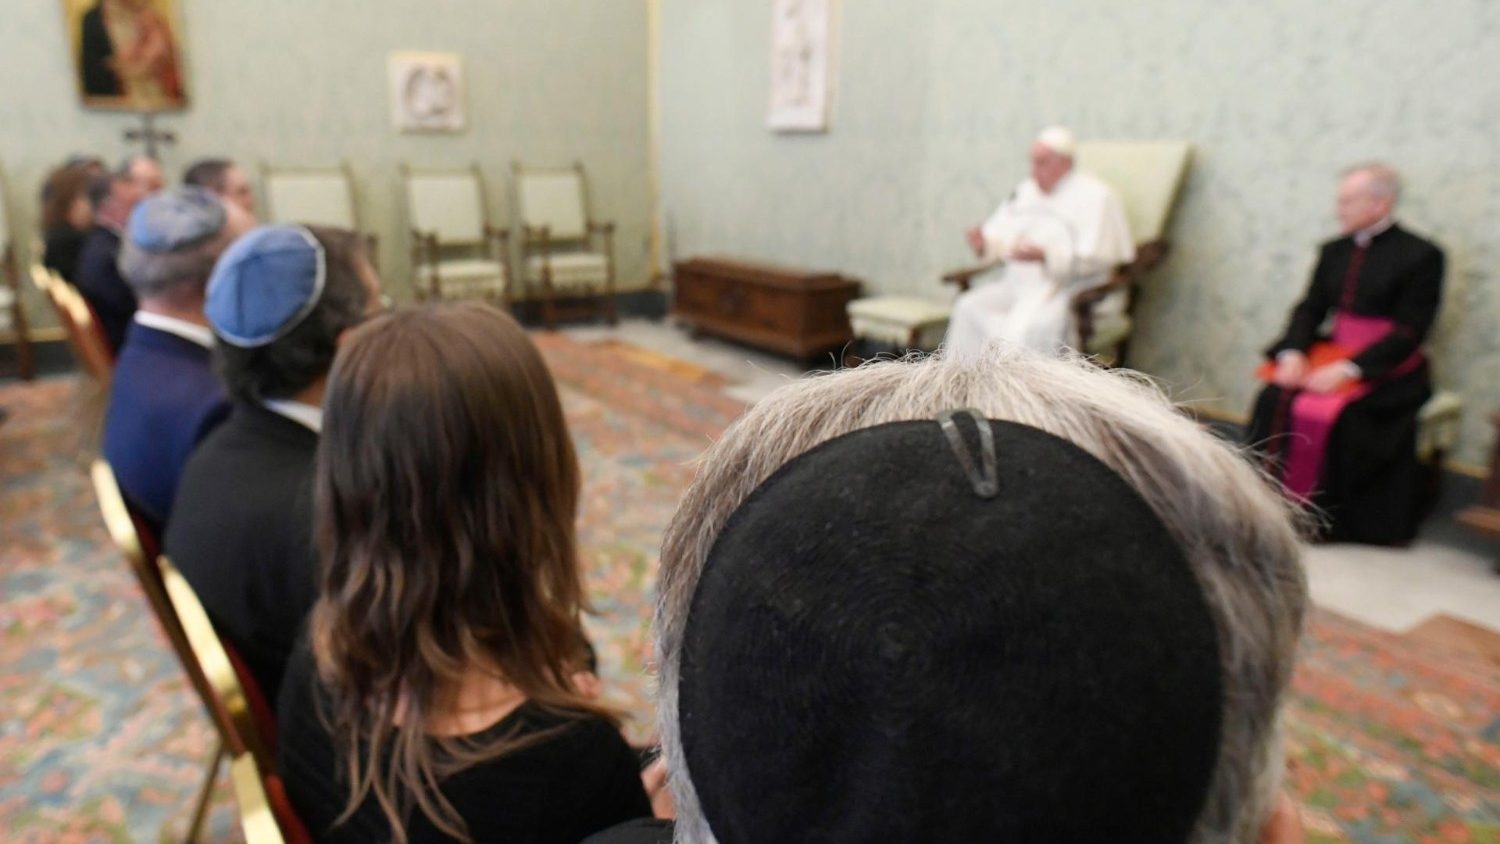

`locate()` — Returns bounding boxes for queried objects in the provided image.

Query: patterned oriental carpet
[0,334,1496,842]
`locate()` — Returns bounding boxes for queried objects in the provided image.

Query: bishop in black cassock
[1247,166,1444,546]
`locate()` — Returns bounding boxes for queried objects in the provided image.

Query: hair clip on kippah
[937,408,999,499]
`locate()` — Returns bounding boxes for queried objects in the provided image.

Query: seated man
[1247,163,1444,546]
[74,155,164,353]
[590,349,1307,844]
[102,186,253,529]
[167,225,379,703]
[183,157,257,218]
[945,127,1135,359]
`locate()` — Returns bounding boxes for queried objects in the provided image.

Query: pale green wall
[659,0,1500,467]
[1,0,652,323]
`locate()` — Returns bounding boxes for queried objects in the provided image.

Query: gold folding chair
[91,460,269,841]
[230,753,288,844]
[33,264,113,386]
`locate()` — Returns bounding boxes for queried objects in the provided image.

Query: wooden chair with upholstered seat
[401,163,510,305]
[261,161,378,265]
[942,141,1193,366]
[512,160,618,329]
[91,460,276,841]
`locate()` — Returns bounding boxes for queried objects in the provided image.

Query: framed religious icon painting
[389,51,467,133]
[61,0,189,111]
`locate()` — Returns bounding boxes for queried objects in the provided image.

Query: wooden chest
[673,257,861,363]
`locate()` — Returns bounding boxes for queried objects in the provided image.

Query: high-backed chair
[32,264,113,386]
[91,460,275,841]
[0,169,35,380]
[401,163,509,304]
[261,162,377,264]
[942,141,1193,366]
[512,160,617,329]
[261,162,360,230]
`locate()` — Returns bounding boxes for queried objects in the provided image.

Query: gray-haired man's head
[118,186,254,307]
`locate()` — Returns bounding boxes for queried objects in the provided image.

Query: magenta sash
[1277,314,1424,500]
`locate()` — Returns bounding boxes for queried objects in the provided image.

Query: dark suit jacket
[1266,223,1444,381]
[43,226,88,284]
[166,402,320,704]
[102,323,229,530]
[74,227,137,355]
[80,4,121,97]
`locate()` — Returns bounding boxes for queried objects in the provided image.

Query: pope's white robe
[946,171,1135,360]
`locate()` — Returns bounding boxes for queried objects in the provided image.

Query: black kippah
[678,417,1223,843]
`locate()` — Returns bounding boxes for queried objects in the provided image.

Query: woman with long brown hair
[39,161,99,283]
[277,302,653,843]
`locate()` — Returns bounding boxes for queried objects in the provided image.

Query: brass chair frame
[230,752,288,844]
[91,460,271,841]
[33,264,113,386]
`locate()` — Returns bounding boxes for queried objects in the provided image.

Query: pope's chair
[91,460,275,842]
[0,174,35,380]
[512,160,618,329]
[942,141,1193,366]
[33,263,113,386]
[401,163,510,304]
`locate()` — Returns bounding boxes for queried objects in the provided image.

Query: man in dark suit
[1247,163,1445,545]
[102,186,253,530]
[74,155,164,354]
[166,225,380,704]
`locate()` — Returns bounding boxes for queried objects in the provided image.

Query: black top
[165,402,319,705]
[74,226,137,354]
[43,225,88,283]
[277,645,652,844]
[582,819,675,844]
[1266,223,1444,380]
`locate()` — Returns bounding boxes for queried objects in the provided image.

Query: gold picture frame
[61,0,189,111]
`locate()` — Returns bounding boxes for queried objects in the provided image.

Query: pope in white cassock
[945,127,1135,360]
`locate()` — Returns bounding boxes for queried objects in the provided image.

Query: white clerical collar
[262,399,323,433]
[133,311,215,349]
[1353,216,1394,247]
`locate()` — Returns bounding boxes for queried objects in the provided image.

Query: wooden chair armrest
[587,220,616,235]
[485,225,511,246]
[1133,240,1170,273]
[523,225,552,248]
[942,259,1005,293]
[1070,272,1132,314]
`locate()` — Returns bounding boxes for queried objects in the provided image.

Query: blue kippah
[206,225,327,348]
[128,186,227,252]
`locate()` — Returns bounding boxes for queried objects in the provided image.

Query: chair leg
[183,738,226,843]
[543,287,559,332]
